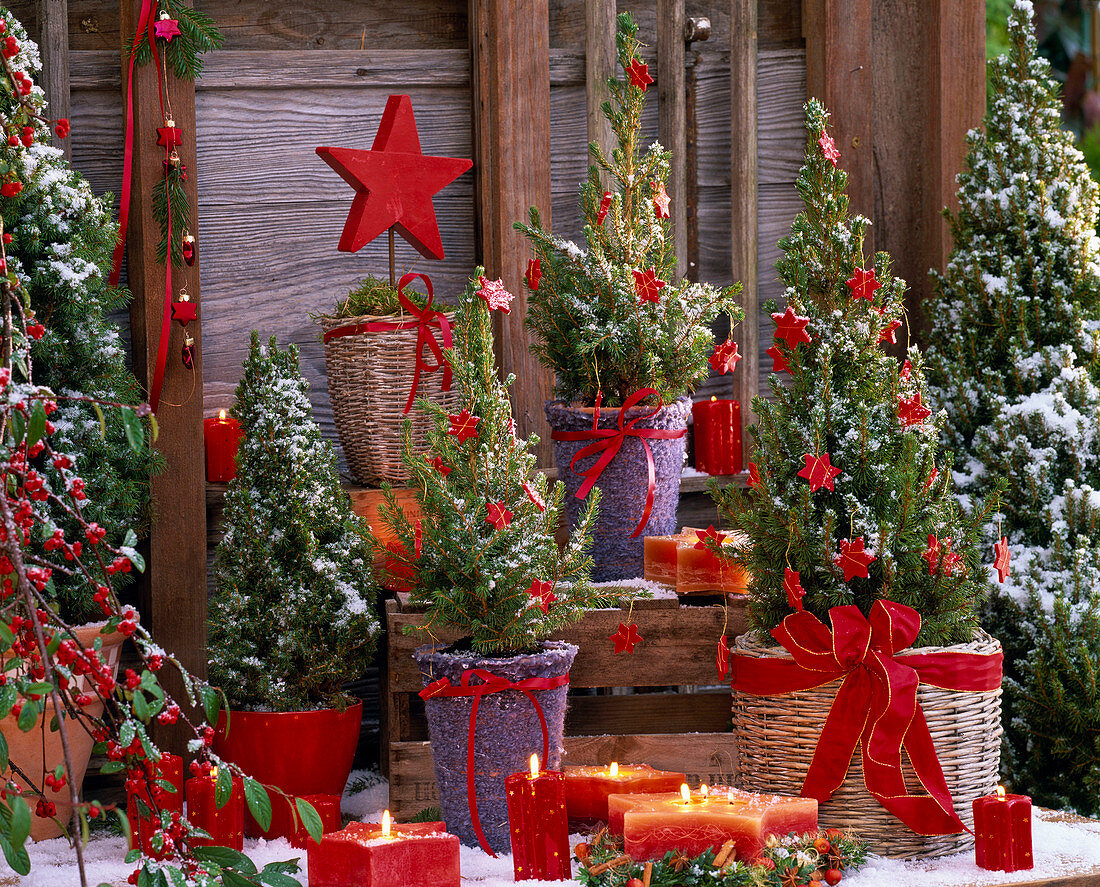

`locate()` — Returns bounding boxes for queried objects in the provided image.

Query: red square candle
[288,793,343,848]
[127,752,184,858]
[562,762,686,828]
[185,768,244,850]
[506,754,571,881]
[974,788,1033,872]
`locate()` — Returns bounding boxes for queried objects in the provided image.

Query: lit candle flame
[209,766,217,781]
[382,810,391,837]
[609,761,619,778]
[680,783,691,805]
[530,754,540,778]
[219,409,226,420]
[997,786,1006,800]
[700,784,709,800]
[710,395,717,402]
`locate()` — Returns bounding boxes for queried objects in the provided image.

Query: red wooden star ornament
[426,454,451,477]
[634,268,666,304]
[993,536,1011,583]
[653,182,671,219]
[797,453,842,492]
[765,344,790,373]
[709,340,741,375]
[528,579,557,614]
[610,622,643,654]
[747,461,762,490]
[171,296,197,327]
[597,191,613,224]
[626,58,653,91]
[846,267,882,303]
[922,534,941,575]
[153,14,181,42]
[486,502,513,530]
[525,258,541,291]
[694,525,727,551]
[447,409,480,443]
[316,95,473,258]
[771,306,812,349]
[784,568,805,611]
[878,319,902,345]
[818,132,840,166]
[924,465,939,491]
[157,123,183,148]
[835,537,875,582]
[897,391,931,428]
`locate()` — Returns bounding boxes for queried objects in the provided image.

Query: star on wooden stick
[486,502,513,530]
[633,268,666,304]
[527,579,556,614]
[447,409,479,443]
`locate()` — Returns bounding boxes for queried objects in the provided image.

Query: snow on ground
[10,773,1100,885]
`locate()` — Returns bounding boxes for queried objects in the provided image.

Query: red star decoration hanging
[993,536,1011,583]
[694,525,727,551]
[476,276,514,313]
[747,461,762,490]
[835,537,875,582]
[771,306,812,349]
[523,481,545,512]
[765,344,790,373]
[447,409,480,443]
[486,502,513,530]
[610,622,643,654]
[171,299,197,327]
[527,579,557,614]
[784,568,805,611]
[924,465,939,491]
[900,359,913,381]
[922,534,941,575]
[157,125,182,148]
[653,182,671,219]
[626,58,653,91]
[709,340,741,375]
[818,132,840,167]
[941,538,963,576]
[897,391,931,428]
[414,519,423,559]
[597,191,613,225]
[845,267,883,303]
[425,454,451,477]
[797,452,842,492]
[878,319,902,345]
[716,634,730,678]
[316,94,473,258]
[153,16,181,42]
[525,258,541,291]
[634,268,666,304]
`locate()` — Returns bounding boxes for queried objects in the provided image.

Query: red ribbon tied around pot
[322,272,452,414]
[549,387,686,538]
[731,599,1002,836]
[419,667,569,857]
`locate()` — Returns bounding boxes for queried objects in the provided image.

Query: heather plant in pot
[377,271,618,854]
[515,13,742,580]
[208,332,380,841]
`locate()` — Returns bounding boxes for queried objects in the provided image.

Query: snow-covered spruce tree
[924,0,1100,813]
[0,10,156,626]
[379,272,619,654]
[209,333,378,711]
[711,100,992,645]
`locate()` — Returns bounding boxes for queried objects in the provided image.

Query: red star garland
[878,319,902,345]
[447,409,480,443]
[153,16,181,42]
[993,536,1011,583]
[476,276,514,313]
[626,58,653,91]
[525,258,541,291]
[709,340,741,375]
[486,502,513,530]
[610,622,643,654]
[818,132,840,167]
[424,455,450,477]
[835,537,875,582]
[634,268,666,304]
[156,125,183,148]
[897,391,931,428]
[845,267,883,303]
[784,568,805,611]
[653,182,671,219]
[528,579,557,614]
[797,452,842,493]
[597,191,613,224]
[694,525,727,551]
[716,634,730,678]
[747,462,762,489]
[765,344,790,373]
[771,306,812,349]
[522,481,545,512]
[170,299,197,327]
[921,534,941,575]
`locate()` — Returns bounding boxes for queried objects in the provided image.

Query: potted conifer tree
[713,101,1004,859]
[515,13,742,580]
[378,271,619,854]
[209,333,380,842]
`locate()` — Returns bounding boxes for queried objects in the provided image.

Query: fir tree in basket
[924,0,1100,815]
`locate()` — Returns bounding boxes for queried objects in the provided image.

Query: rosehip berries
[825,869,843,885]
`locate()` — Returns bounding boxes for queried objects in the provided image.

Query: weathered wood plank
[658,0,688,277]
[585,0,615,190]
[35,0,71,159]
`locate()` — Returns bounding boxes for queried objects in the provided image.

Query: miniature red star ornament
[316,95,473,258]
[447,409,479,443]
[818,132,840,167]
[922,533,941,575]
[426,454,451,477]
[597,191,613,225]
[154,14,181,42]
[486,502,513,530]
[626,58,653,91]
[941,539,963,576]
[171,296,197,327]
[797,452,842,492]
[525,258,541,291]
[924,465,939,491]
[783,568,805,611]
[709,340,741,375]
[476,276,514,313]
[414,519,423,558]
[878,319,901,345]
[716,634,730,678]
[694,525,727,551]
[747,461,762,490]
[765,344,790,373]
[634,268,666,304]
[897,391,931,428]
[835,537,875,582]
[653,182,671,219]
[993,536,1011,583]
[900,359,913,381]
[157,122,182,148]
[771,306,812,349]
[523,481,545,512]
[528,579,557,614]
[846,267,882,303]
[610,622,643,654]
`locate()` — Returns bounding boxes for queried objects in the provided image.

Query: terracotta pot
[2,621,127,841]
[545,398,689,581]
[213,702,361,840]
[415,640,577,854]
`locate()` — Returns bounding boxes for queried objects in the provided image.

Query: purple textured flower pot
[545,397,689,581]
[415,641,577,854]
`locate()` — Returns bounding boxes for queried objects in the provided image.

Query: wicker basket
[320,311,458,486]
[732,629,1003,859]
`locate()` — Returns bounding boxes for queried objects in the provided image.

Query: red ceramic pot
[213,702,361,840]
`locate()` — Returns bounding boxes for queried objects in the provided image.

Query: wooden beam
[657,0,688,277]
[119,0,207,752]
[585,0,616,188]
[469,0,554,464]
[730,0,758,453]
[35,0,70,160]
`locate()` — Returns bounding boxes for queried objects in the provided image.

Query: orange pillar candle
[127,753,184,857]
[563,762,686,827]
[506,754,571,881]
[974,787,1033,872]
[642,530,696,585]
[203,409,242,482]
[675,533,749,594]
[692,398,741,475]
[185,768,244,850]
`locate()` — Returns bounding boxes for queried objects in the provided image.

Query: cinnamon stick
[643,861,654,887]
[712,839,737,868]
[586,855,632,876]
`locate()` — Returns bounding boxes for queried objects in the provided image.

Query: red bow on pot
[731,599,1002,836]
[323,271,452,413]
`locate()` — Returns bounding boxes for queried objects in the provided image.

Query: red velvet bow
[419,667,570,857]
[549,387,686,537]
[323,272,452,414]
[731,600,1002,836]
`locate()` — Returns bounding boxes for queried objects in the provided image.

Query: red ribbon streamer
[731,600,1003,836]
[419,667,569,857]
[323,272,452,414]
[550,387,686,538]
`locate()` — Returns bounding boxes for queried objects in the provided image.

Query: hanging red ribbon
[322,272,452,414]
[419,667,569,857]
[549,387,686,537]
[731,600,1003,836]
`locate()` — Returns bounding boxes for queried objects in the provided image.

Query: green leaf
[132,689,150,722]
[16,701,37,733]
[257,869,301,887]
[9,796,30,846]
[0,835,30,876]
[92,401,106,439]
[9,410,24,446]
[261,861,301,875]
[123,528,139,549]
[0,621,14,647]
[24,681,53,696]
[243,777,272,833]
[119,721,136,748]
[215,766,233,809]
[121,407,144,451]
[201,685,221,729]
[25,400,45,448]
[221,871,256,887]
[0,730,8,772]
[295,798,323,845]
[0,684,16,719]
[100,761,125,775]
[195,845,256,873]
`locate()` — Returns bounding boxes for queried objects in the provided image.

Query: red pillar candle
[186,768,245,850]
[974,787,1033,872]
[307,813,460,887]
[562,762,686,827]
[289,793,343,848]
[692,398,742,475]
[203,409,242,482]
[127,753,184,857]
[506,754,571,882]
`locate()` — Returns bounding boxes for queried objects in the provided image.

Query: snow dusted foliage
[209,334,378,712]
[0,10,155,625]
[711,101,990,646]
[924,0,1100,813]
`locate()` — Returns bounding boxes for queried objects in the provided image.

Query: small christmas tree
[924,0,1100,813]
[515,13,741,407]
[711,100,991,645]
[379,272,618,654]
[209,333,379,711]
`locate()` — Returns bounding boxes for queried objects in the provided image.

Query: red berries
[1,181,23,197]
[34,799,55,818]
[2,36,19,58]
[825,869,843,885]
[54,118,70,139]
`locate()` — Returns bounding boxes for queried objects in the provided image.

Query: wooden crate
[382,592,748,819]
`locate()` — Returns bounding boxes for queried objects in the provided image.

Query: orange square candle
[676,532,749,594]
[563,762,686,827]
[643,529,699,585]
